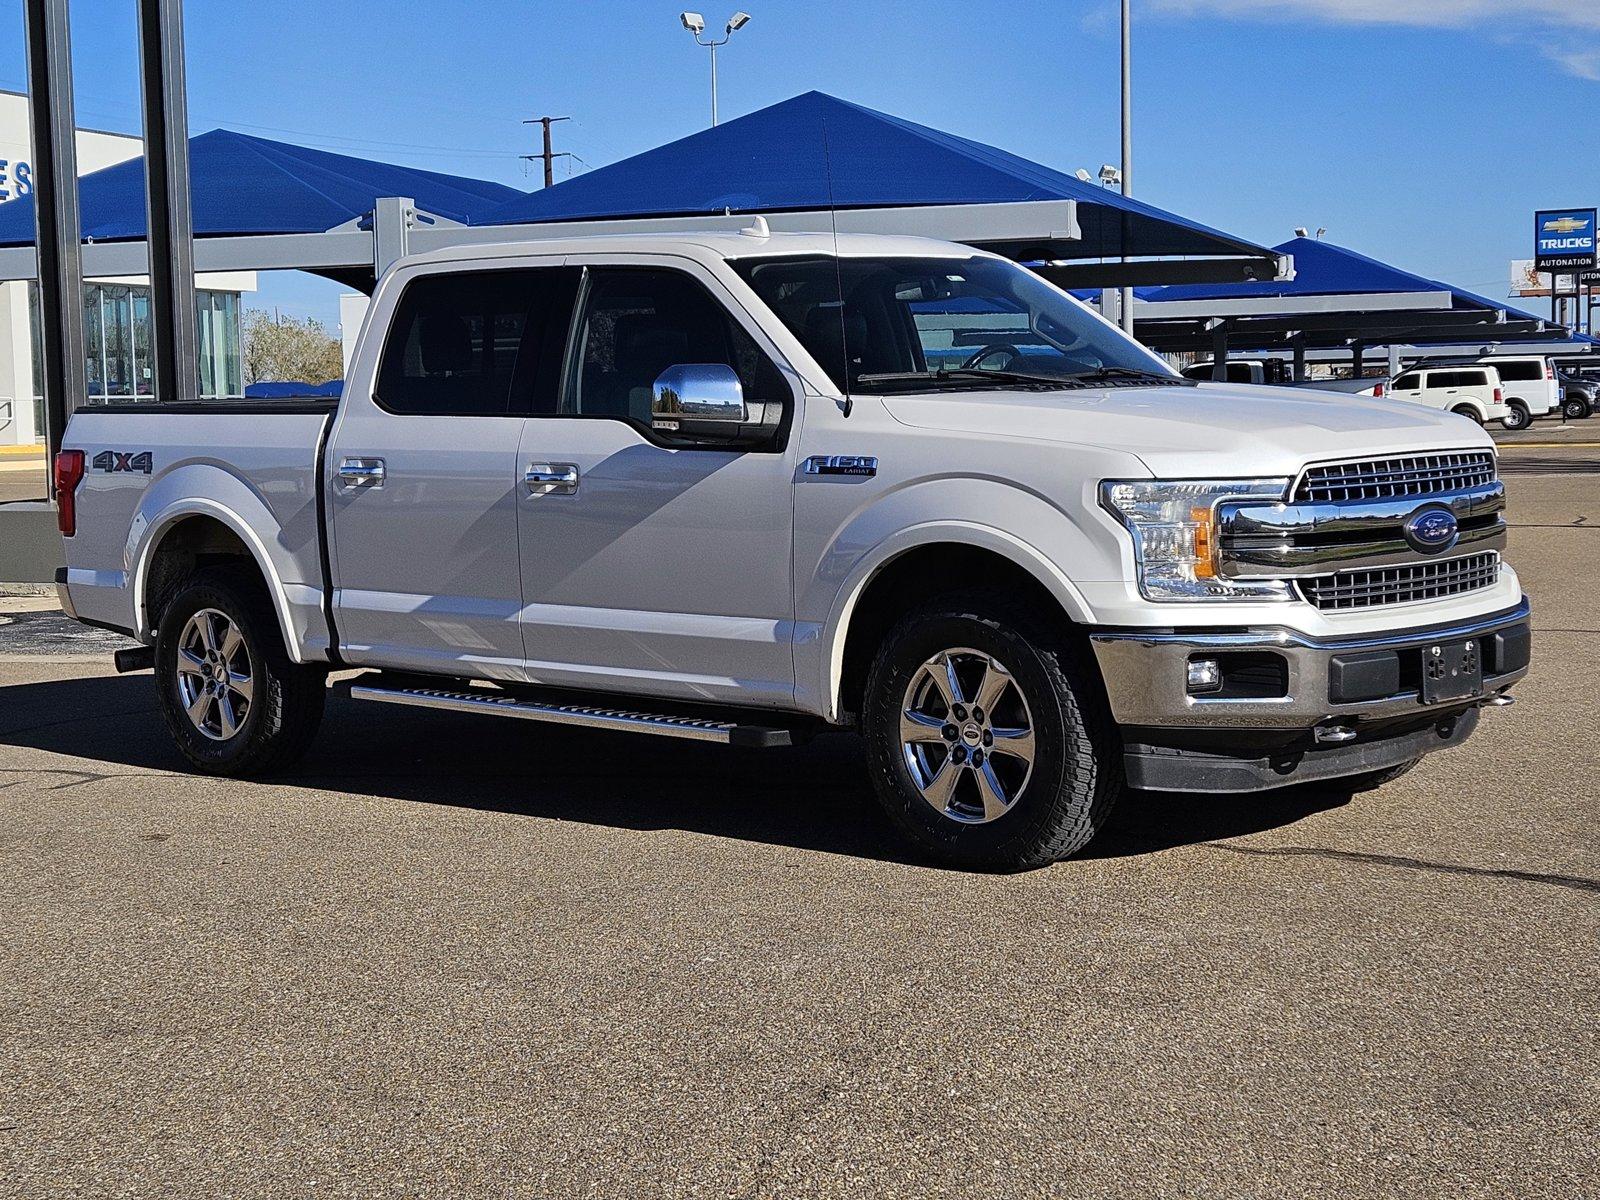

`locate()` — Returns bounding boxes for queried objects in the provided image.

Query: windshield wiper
[855,368,1086,391]
[1060,366,1193,387]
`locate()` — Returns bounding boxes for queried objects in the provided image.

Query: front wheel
[155,566,326,775]
[861,592,1122,871]
[1500,401,1531,431]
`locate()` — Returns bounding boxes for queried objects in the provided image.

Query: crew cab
[53,231,1531,871]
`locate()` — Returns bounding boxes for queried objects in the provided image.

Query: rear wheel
[155,566,325,775]
[1450,404,1482,423]
[1500,401,1531,431]
[861,591,1121,871]
[1563,395,1592,420]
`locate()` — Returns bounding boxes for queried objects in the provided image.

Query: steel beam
[136,0,199,403]
[22,0,87,469]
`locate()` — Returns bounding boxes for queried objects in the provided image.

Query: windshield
[730,254,1176,393]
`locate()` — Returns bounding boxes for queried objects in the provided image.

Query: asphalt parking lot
[1,446,1597,1198]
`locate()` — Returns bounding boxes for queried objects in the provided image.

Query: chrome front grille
[1299,553,1501,611]
[1294,452,1496,503]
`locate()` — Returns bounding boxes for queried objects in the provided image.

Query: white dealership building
[0,89,255,447]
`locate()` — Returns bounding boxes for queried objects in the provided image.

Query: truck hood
[880,382,1494,478]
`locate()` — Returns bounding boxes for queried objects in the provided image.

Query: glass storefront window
[27,281,245,409]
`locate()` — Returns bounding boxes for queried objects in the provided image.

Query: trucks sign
[1534,208,1597,272]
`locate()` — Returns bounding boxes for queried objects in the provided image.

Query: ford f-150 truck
[53,231,1531,870]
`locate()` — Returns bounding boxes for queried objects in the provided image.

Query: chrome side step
[348,682,806,748]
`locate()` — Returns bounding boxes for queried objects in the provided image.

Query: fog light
[1186,658,1222,694]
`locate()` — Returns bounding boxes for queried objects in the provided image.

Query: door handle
[338,457,386,485]
[524,463,579,495]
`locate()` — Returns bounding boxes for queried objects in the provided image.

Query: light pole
[1119,0,1134,335]
[680,11,751,127]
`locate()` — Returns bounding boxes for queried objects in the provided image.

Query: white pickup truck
[53,231,1530,870]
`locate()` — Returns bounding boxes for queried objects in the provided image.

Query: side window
[1431,371,1462,389]
[1393,373,1420,391]
[1227,363,1254,383]
[563,267,788,423]
[1493,360,1538,382]
[1462,371,1489,388]
[376,268,579,416]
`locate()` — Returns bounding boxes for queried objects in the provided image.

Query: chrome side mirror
[652,363,748,436]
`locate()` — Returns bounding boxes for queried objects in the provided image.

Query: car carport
[1123,236,1578,380]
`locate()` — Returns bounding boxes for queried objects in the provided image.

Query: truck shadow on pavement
[0,672,1352,869]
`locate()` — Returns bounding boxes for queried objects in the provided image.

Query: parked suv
[1471,356,1560,430]
[1385,366,1508,425]
[1180,358,1291,385]
[53,231,1530,871]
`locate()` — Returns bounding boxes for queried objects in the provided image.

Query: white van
[1386,366,1508,425]
[1471,356,1559,430]
[1180,359,1290,385]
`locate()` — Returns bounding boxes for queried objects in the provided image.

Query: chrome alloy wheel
[175,607,254,741]
[900,647,1036,824]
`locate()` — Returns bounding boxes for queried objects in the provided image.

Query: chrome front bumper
[1089,598,1532,729]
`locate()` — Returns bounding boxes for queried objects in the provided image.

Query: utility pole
[521,115,571,188]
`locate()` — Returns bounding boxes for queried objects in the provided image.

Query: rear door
[327,260,579,679]
[1390,371,1424,405]
[512,257,801,709]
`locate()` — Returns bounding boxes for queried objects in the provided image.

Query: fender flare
[129,495,304,664]
[817,520,1094,723]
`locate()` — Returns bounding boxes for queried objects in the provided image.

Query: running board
[348,682,807,748]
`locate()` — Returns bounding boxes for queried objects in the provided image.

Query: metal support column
[1208,318,1228,381]
[1386,343,1402,378]
[372,196,416,279]
[1350,341,1364,379]
[22,0,87,473]
[136,0,199,404]
[1291,334,1306,382]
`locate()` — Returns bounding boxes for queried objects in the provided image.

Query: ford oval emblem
[1404,506,1459,553]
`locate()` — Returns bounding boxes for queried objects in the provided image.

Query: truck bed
[60,402,337,662]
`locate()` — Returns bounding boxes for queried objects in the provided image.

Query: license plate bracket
[1421,637,1484,704]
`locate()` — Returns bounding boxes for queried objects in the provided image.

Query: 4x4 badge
[92,450,153,475]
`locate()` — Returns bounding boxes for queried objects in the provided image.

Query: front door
[328,261,578,679]
[514,261,800,709]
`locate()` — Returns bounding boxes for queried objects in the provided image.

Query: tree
[241,309,345,385]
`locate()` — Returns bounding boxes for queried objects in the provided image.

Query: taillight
[1495,387,1504,404]
[1373,382,1385,397]
[1546,363,1555,379]
[54,449,85,537]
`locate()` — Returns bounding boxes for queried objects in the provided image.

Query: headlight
[1101,478,1293,602]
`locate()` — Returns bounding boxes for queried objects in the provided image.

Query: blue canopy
[482,91,1270,262]
[1148,237,1548,324]
[0,129,526,247]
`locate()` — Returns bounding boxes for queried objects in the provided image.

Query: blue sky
[1,0,1595,330]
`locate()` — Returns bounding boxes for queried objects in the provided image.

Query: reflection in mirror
[652,363,747,433]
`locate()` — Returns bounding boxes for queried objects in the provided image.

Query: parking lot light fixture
[681,10,752,127]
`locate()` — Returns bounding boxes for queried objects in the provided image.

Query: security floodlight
[680,11,705,33]
[1098,164,1120,184]
[681,9,751,127]
[727,11,751,32]
[1315,227,1327,240]
[1294,226,1309,238]
[1075,168,1093,183]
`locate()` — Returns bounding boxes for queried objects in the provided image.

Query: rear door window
[376,267,580,416]
[1394,373,1421,390]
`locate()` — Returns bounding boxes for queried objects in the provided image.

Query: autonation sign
[1534,207,1597,273]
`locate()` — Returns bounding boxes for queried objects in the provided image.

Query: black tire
[1563,395,1591,420]
[861,591,1122,871]
[1450,404,1482,423]
[154,565,325,775]
[1500,401,1531,431]
[1338,758,1420,794]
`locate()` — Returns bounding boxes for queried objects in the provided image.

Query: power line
[521,115,571,189]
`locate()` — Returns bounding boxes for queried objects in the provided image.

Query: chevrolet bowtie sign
[1534,208,1597,273]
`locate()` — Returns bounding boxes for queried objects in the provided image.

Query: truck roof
[398,229,991,270]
